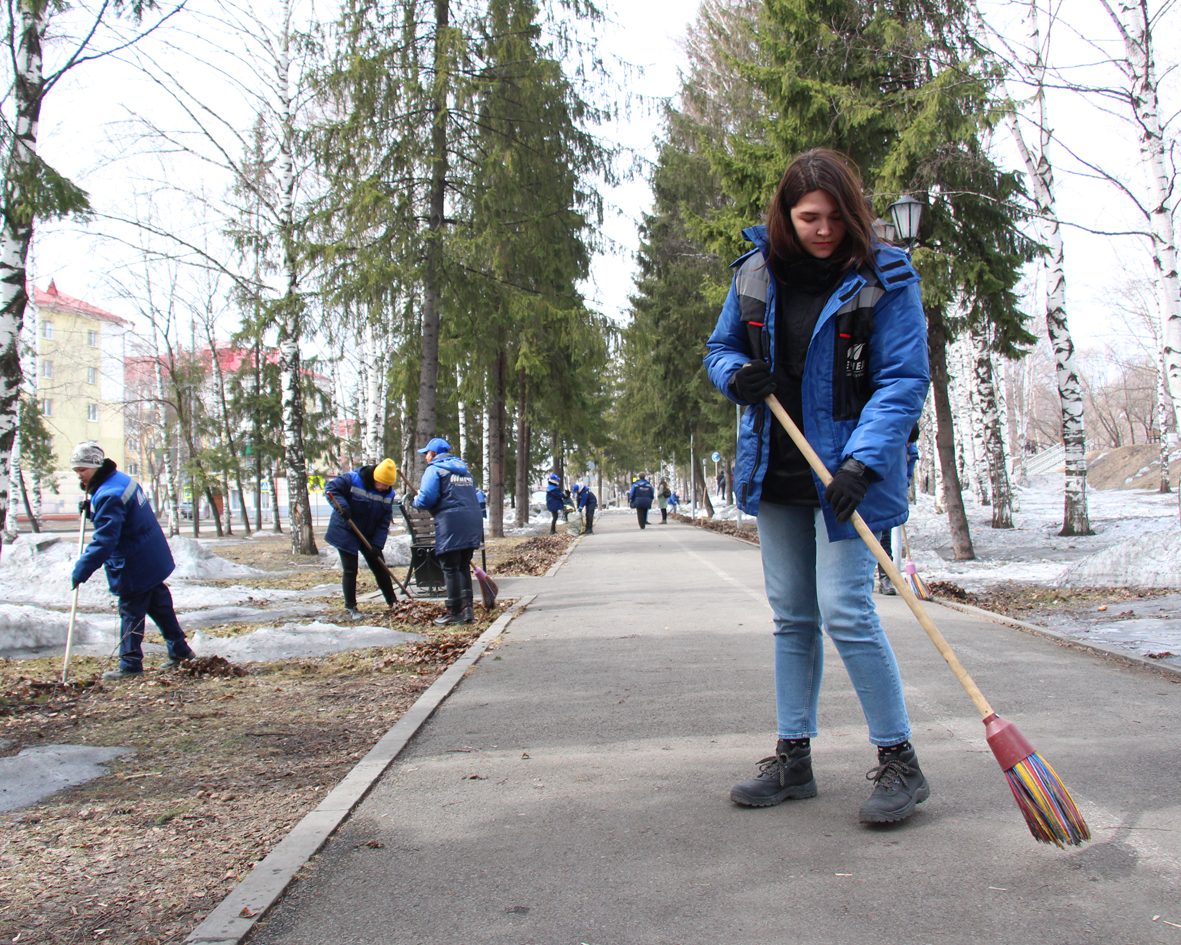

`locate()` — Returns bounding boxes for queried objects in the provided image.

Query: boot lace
[756,754,788,786]
[866,757,911,791]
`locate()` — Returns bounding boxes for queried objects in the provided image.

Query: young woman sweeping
[704,148,931,824]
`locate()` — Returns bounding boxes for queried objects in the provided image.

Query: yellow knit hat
[373,458,398,486]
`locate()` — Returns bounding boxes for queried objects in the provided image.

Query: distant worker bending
[69,442,196,680]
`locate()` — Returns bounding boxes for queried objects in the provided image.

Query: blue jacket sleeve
[72,493,127,585]
[414,466,442,512]
[325,472,352,515]
[704,279,758,405]
[840,281,930,477]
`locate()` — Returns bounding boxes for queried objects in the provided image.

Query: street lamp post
[888,193,924,255]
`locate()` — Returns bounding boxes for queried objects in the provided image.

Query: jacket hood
[431,454,471,475]
[358,465,376,489]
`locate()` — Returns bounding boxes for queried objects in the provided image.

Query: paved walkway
[247,510,1181,945]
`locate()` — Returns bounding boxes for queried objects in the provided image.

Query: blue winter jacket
[545,481,565,512]
[577,487,597,511]
[72,461,175,595]
[629,479,655,509]
[704,226,929,541]
[324,466,396,554]
[413,454,483,554]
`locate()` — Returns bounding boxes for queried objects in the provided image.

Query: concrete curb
[185,594,538,945]
[931,598,1181,679]
[543,535,582,577]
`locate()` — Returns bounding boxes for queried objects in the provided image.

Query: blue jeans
[756,503,911,746]
[117,583,194,672]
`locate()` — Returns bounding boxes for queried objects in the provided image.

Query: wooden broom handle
[763,393,994,719]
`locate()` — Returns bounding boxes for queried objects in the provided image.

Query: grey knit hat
[70,441,105,469]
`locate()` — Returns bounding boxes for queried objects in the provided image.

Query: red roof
[33,280,130,327]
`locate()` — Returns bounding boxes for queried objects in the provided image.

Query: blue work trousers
[117,583,193,672]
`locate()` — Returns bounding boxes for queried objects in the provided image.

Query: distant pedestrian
[325,459,399,621]
[668,491,680,515]
[574,483,597,534]
[545,473,565,534]
[69,442,196,680]
[704,147,930,824]
[628,474,655,529]
[657,479,672,524]
[716,467,725,497]
[414,438,483,625]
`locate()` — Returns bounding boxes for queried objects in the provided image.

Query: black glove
[72,577,81,590]
[78,499,90,516]
[730,360,777,402]
[337,504,352,521]
[824,459,872,524]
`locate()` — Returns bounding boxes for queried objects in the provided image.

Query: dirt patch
[1074,444,1179,491]
[928,580,1172,622]
[0,611,505,945]
[489,533,574,575]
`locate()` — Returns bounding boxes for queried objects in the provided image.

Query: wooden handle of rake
[325,491,413,599]
[398,469,418,498]
[62,509,88,685]
[763,393,995,719]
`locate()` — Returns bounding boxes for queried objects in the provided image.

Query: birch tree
[1098,0,1181,519]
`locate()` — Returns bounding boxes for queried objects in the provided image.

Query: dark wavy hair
[764,148,877,276]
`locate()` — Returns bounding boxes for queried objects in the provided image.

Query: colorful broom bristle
[1003,752,1091,848]
[905,560,932,600]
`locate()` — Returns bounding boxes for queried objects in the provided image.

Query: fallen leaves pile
[0,672,97,716]
[674,514,759,544]
[384,598,449,625]
[492,534,574,575]
[379,626,486,670]
[174,655,249,678]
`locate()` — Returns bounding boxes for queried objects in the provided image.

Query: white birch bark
[1159,346,1172,492]
[1102,0,1181,519]
[1003,357,1029,487]
[275,0,315,555]
[482,405,491,492]
[457,394,468,460]
[993,0,1091,535]
[363,320,383,465]
[0,0,47,543]
[956,338,990,505]
[973,331,1013,528]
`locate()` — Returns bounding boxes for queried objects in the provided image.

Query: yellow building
[33,281,128,508]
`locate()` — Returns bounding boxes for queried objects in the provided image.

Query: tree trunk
[413,0,451,480]
[363,318,383,465]
[700,461,715,518]
[0,0,47,545]
[205,486,224,537]
[1160,346,1172,492]
[254,343,263,532]
[929,317,975,559]
[514,366,530,528]
[5,398,23,539]
[276,1,316,556]
[481,402,491,492]
[960,339,990,505]
[488,347,507,537]
[973,331,1013,528]
[1105,1,1181,518]
[206,328,250,535]
[270,460,284,533]
[1003,358,1029,488]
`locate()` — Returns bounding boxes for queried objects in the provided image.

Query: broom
[764,393,1089,847]
[900,523,931,600]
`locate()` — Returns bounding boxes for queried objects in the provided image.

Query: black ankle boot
[458,592,474,625]
[434,598,461,626]
[859,743,929,823]
[730,739,818,807]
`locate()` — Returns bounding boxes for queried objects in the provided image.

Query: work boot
[434,599,461,626]
[730,739,818,807]
[159,652,194,672]
[102,668,143,681]
[859,743,930,824]
[458,592,475,625]
[878,568,897,596]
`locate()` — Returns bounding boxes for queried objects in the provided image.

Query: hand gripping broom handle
[62,510,88,685]
[325,490,412,599]
[763,394,995,719]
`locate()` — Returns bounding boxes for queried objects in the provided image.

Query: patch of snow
[0,745,134,812]
[1057,532,1181,589]
[190,621,424,663]
[0,604,106,654]
[167,536,264,580]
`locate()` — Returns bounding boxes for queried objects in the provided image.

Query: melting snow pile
[168,537,263,580]
[0,538,114,609]
[190,621,423,662]
[1057,531,1181,589]
[0,603,107,653]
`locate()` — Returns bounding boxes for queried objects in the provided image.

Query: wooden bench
[399,502,447,595]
